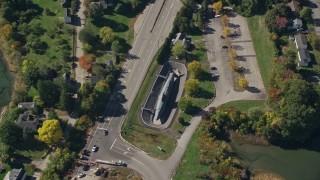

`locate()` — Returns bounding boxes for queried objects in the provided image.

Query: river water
[0,56,13,107]
[231,136,320,180]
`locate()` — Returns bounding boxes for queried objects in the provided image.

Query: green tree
[111,40,125,54]
[187,60,202,78]
[58,88,72,111]
[185,78,200,96]
[37,80,60,107]
[0,121,22,147]
[79,26,96,43]
[308,32,320,51]
[278,79,320,142]
[300,7,313,23]
[38,119,63,146]
[178,97,193,113]
[172,44,186,59]
[0,143,13,163]
[237,0,258,17]
[99,27,116,44]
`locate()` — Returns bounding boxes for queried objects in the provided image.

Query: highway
[81,0,184,179]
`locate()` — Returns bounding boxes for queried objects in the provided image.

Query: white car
[92,145,97,152]
[78,173,85,178]
[115,160,126,166]
[215,14,221,18]
[212,73,220,78]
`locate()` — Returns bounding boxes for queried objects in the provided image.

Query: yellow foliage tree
[223,27,230,37]
[239,77,249,89]
[212,1,223,15]
[185,78,200,96]
[228,48,237,60]
[187,60,202,78]
[221,15,229,27]
[38,119,63,146]
[0,24,13,41]
[22,60,34,74]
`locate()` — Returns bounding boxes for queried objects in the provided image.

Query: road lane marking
[110,139,117,150]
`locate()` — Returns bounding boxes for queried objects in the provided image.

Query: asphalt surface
[309,0,320,35]
[79,0,184,180]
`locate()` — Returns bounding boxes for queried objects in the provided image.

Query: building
[90,0,113,10]
[18,102,35,109]
[64,8,72,24]
[294,33,308,50]
[4,168,26,180]
[16,112,45,132]
[288,18,303,30]
[297,49,311,67]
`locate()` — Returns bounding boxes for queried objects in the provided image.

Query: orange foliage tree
[79,54,94,71]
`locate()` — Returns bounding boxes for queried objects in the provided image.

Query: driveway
[309,0,320,35]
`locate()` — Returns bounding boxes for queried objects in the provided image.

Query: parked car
[115,160,127,166]
[105,117,111,122]
[104,130,108,136]
[215,14,221,18]
[92,145,97,152]
[210,66,217,70]
[222,45,228,49]
[78,173,85,178]
[212,73,220,79]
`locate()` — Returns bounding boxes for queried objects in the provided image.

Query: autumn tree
[94,80,110,95]
[223,27,230,37]
[172,44,186,59]
[38,119,63,146]
[99,27,116,44]
[187,60,202,78]
[221,15,229,27]
[239,77,249,89]
[79,54,94,71]
[185,78,200,96]
[0,24,13,41]
[75,115,93,131]
[212,1,223,15]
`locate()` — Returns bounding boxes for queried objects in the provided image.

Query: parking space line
[110,139,117,150]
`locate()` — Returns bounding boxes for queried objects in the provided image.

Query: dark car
[104,130,108,136]
[210,67,217,70]
[222,45,228,49]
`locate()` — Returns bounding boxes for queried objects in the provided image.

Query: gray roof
[16,112,45,132]
[295,33,307,47]
[105,60,114,67]
[293,18,302,26]
[4,168,25,180]
[298,49,311,62]
[18,102,35,109]
[64,8,72,23]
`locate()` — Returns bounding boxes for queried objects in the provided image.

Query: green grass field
[247,16,275,89]
[221,100,266,112]
[25,0,72,69]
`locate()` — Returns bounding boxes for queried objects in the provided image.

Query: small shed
[64,8,72,24]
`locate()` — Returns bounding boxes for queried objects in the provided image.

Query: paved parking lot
[204,14,266,106]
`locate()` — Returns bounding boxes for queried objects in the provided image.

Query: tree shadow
[91,16,128,32]
[199,71,212,81]
[192,88,214,99]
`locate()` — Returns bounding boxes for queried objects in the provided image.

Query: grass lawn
[247,16,275,89]
[122,51,176,159]
[221,100,266,112]
[25,0,73,69]
[173,128,210,180]
[171,36,215,134]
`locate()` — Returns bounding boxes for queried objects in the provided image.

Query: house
[90,0,113,10]
[297,49,311,67]
[294,33,308,49]
[4,168,26,180]
[288,0,300,17]
[64,8,72,24]
[18,102,35,109]
[288,18,303,30]
[16,112,45,132]
[60,0,70,8]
